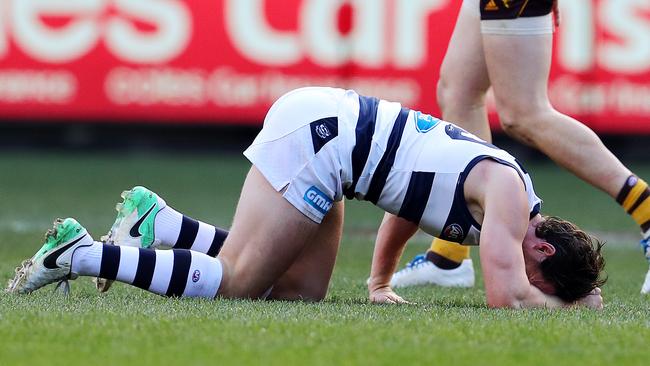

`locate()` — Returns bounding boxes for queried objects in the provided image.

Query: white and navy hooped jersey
[335,90,542,245]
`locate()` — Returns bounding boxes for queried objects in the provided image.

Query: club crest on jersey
[443,223,464,241]
[304,186,333,215]
[315,123,331,139]
[414,111,440,133]
[310,117,338,154]
[192,270,201,283]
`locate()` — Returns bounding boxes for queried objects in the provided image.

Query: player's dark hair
[536,216,607,303]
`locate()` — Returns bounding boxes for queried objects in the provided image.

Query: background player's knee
[496,97,552,147]
[436,76,486,116]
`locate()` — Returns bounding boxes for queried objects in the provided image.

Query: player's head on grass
[535,216,606,302]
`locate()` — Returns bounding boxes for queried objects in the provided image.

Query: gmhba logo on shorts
[304,186,333,215]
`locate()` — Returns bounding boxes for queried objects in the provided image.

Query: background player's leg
[391,2,487,288]
[216,166,334,299]
[483,32,650,291]
[268,201,344,301]
[437,0,492,142]
[431,0,486,277]
[483,33,630,197]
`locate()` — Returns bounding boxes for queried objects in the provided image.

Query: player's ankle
[616,175,650,234]
[425,250,462,270]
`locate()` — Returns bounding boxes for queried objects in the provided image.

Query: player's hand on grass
[369,286,412,305]
[574,287,603,310]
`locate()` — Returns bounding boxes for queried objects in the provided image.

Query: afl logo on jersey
[414,111,440,133]
[192,270,201,283]
[443,224,464,241]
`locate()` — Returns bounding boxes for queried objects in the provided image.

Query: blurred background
[0,0,650,365]
[1,4,649,364]
[0,0,648,149]
[0,0,648,235]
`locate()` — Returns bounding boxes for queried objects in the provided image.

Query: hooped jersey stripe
[398,172,436,224]
[365,107,411,204]
[343,95,379,199]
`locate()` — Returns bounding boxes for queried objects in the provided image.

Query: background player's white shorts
[243,87,346,223]
[463,0,554,35]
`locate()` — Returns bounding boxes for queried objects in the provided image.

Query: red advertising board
[0,0,648,132]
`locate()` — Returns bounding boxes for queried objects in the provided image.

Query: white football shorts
[243,87,347,223]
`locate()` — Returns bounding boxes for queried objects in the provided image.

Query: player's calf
[7,217,224,299]
[96,186,228,292]
[103,186,228,253]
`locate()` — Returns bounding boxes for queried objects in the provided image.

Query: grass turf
[0,152,649,366]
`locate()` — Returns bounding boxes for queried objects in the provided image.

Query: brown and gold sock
[425,238,470,270]
[616,175,650,237]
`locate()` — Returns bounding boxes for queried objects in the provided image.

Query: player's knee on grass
[215,262,271,299]
[267,271,330,302]
[267,286,327,302]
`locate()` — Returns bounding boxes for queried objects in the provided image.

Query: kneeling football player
[7,87,605,309]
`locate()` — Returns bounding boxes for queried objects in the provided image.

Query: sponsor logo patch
[192,269,201,283]
[303,186,333,215]
[414,111,440,133]
[443,224,464,241]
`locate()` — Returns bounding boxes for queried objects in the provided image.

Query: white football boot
[640,232,650,294]
[6,218,94,294]
[390,253,475,288]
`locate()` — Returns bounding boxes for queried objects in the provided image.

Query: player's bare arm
[473,162,563,308]
[472,161,602,309]
[368,213,418,304]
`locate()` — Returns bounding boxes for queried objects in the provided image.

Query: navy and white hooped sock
[154,206,227,257]
[72,242,222,298]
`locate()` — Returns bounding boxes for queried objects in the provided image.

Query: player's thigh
[268,201,344,301]
[438,0,490,105]
[482,33,553,114]
[217,166,320,299]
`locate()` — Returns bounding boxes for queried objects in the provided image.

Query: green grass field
[0,152,649,366]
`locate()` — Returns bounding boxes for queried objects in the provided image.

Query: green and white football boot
[6,218,93,294]
[95,186,166,292]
